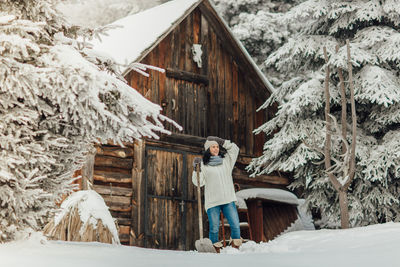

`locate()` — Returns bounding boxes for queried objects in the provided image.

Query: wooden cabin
[88,0,294,250]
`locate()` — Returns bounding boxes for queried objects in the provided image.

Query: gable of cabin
[125,0,277,157]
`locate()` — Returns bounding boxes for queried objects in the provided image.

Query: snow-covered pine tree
[212,0,303,86]
[57,0,167,28]
[0,0,176,241]
[248,0,400,228]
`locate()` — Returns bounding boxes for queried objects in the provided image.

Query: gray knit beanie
[204,140,218,151]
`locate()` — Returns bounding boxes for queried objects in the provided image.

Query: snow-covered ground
[2,222,400,267]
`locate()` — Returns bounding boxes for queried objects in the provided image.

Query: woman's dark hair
[202,148,225,165]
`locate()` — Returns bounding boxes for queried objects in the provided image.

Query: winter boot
[213,241,223,253]
[231,238,242,249]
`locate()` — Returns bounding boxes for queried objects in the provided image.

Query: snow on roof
[236,188,299,206]
[90,0,200,73]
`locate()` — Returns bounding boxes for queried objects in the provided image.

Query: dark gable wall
[127,6,274,157]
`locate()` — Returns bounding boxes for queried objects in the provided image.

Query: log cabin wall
[126,4,275,157]
[92,144,135,245]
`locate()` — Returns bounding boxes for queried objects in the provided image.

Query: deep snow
[1,222,400,267]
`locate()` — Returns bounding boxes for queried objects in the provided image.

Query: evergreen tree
[0,0,175,241]
[212,0,302,86]
[58,0,167,28]
[248,0,400,228]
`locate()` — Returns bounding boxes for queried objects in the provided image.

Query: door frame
[143,144,197,249]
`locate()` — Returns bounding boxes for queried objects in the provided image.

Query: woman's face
[209,144,219,156]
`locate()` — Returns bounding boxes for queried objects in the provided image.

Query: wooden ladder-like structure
[219,184,253,246]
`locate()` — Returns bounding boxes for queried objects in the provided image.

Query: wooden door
[144,146,207,250]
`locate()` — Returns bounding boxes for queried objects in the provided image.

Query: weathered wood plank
[110,210,131,219]
[193,8,201,46]
[96,146,134,158]
[238,72,247,153]
[246,85,254,155]
[171,23,180,69]
[102,196,131,212]
[208,29,218,136]
[193,8,201,71]
[149,40,159,104]
[185,13,193,73]
[132,140,145,247]
[159,35,168,115]
[173,80,180,133]
[93,169,132,184]
[200,13,208,76]
[187,84,195,136]
[93,184,132,197]
[225,54,233,140]
[119,225,130,244]
[101,194,131,205]
[165,68,209,85]
[233,168,290,186]
[254,97,265,156]
[179,18,187,71]
[178,80,185,132]
[232,61,239,144]
[81,149,95,190]
[216,40,225,138]
[94,155,133,170]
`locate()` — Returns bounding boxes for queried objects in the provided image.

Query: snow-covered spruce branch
[0,0,180,242]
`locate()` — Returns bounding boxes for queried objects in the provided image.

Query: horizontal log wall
[128,6,271,157]
[93,144,135,245]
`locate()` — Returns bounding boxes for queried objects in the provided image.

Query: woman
[192,136,242,252]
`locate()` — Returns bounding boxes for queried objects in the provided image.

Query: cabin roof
[90,0,275,94]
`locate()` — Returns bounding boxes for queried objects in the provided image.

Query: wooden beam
[81,149,95,190]
[159,133,205,148]
[132,140,145,247]
[166,68,209,85]
[233,168,290,186]
[96,146,134,158]
[93,184,133,197]
[93,169,132,184]
[155,133,263,165]
[94,155,133,170]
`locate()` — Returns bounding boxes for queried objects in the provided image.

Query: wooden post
[247,199,264,243]
[81,147,96,190]
[131,140,146,246]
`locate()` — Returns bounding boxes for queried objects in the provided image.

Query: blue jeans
[206,201,241,244]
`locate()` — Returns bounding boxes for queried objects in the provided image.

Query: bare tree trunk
[338,190,349,229]
[323,47,341,192]
[336,45,347,155]
[347,39,357,184]
[321,42,357,229]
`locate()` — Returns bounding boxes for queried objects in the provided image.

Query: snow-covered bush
[249,0,400,228]
[43,190,120,244]
[0,0,176,241]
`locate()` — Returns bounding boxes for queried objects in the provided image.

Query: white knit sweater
[192,140,239,211]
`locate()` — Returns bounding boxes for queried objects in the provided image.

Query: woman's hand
[193,157,202,170]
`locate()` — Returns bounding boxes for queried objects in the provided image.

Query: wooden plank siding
[127,8,268,154]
